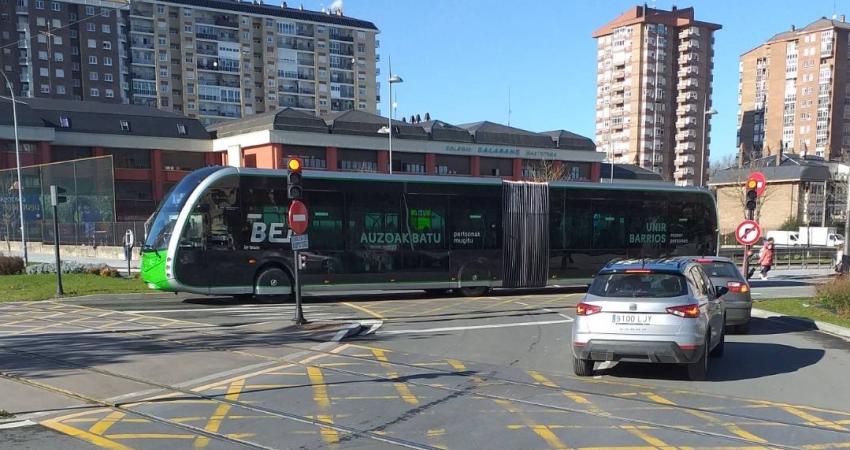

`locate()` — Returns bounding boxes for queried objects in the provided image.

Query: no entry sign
[735,220,762,246]
[288,200,309,235]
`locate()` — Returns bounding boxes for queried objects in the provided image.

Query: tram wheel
[455,286,490,297]
[254,267,293,303]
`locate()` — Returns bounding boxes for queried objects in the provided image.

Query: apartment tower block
[0,0,129,102]
[593,5,720,186]
[738,17,850,162]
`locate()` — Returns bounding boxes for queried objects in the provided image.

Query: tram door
[501,181,549,288]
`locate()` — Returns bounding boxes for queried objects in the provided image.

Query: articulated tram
[141,166,717,298]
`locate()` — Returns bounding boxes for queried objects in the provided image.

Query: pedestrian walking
[758,237,775,280]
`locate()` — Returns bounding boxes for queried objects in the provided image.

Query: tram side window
[404,194,447,250]
[242,182,288,248]
[347,191,400,250]
[625,200,668,251]
[591,204,626,250]
[449,196,500,250]
[308,191,344,251]
[563,202,593,250]
[181,176,240,251]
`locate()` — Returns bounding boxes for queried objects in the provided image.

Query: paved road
[1,288,849,450]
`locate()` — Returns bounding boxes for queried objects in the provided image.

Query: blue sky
[304,0,846,162]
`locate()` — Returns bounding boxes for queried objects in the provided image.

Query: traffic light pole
[743,208,753,280]
[50,186,63,296]
[292,249,306,325]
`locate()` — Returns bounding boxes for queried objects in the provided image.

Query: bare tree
[717,158,775,223]
[528,160,567,183]
[709,153,737,177]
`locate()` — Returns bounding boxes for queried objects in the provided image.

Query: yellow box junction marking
[41,415,134,450]
[528,371,592,405]
[194,379,244,448]
[88,411,126,436]
[370,348,419,405]
[640,392,768,444]
[341,302,385,319]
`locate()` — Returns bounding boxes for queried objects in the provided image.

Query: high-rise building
[127,0,379,125]
[593,5,720,186]
[738,17,850,162]
[0,0,130,102]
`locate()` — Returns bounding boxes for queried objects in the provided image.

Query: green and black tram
[141,166,718,298]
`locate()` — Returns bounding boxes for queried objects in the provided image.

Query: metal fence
[718,246,839,271]
[0,221,146,247]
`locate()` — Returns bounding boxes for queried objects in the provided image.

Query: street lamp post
[0,71,27,265]
[386,67,403,174]
[700,98,718,187]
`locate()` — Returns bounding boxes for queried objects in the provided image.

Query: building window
[55,68,63,78]
[87,38,96,48]
[35,0,43,9]
[56,85,65,94]
[71,47,79,56]
[86,22,95,32]
[156,4,165,14]
[102,41,111,50]
[100,7,109,17]
[104,73,113,82]
[176,123,186,135]
[187,102,195,110]
[53,35,62,45]
[38,51,47,60]
[120,120,130,131]
[89,71,98,80]
[39,67,48,76]
[183,25,191,33]
[102,24,110,33]
[37,33,47,43]
[480,157,513,177]
[158,50,167,61]
[338,149,377,172]
[51,1,59,11]
[69,29,77,38]
[51,18,59,28]
[36,16,45,26]
[105,89,114,98]
[59,116,70,127]
[89,55,97,64]
[104,56,112,66]
[85,5,94,15]
[40,84,50,93]
[90,88,99,96]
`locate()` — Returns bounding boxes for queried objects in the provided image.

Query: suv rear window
[588,272,688,298]
[698,262,741,279]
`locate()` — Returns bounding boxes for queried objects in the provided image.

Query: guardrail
[718,246,839,270]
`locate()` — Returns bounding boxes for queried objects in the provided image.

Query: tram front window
[144,167,222,251]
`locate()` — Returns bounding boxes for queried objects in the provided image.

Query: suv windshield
[589,272,688,298]
[143,166,222,251]
[698,261,741,279]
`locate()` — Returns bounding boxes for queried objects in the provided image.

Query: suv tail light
[727,281,749,294]
[576,302,602,316]
[666,304,701,318]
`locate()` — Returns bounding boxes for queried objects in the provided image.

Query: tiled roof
[540,130,596,151]
[210,107,327,137]
[458,121,556,148]
[600,163,665,181]
[0,100,45,127]
[709,154,832,184]
[23,98,209,139]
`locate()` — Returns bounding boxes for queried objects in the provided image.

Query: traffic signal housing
[286,157,303,200]
[745,178,758,214]
[50,185,68,206]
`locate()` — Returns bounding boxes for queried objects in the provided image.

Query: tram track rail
[2,301,849,450]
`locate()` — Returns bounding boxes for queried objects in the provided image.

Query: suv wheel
[687,335,709,381]
[573,356,594,376]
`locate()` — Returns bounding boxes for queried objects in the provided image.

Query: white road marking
[0,420,35,429]
[123,306,322,314]
[378,319,574,335]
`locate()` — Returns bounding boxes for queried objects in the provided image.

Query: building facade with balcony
[738,17,850,163]
[0,0,129,102]
[127,0,378,126]
[593,5,720,186]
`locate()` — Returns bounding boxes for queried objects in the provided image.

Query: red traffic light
[287,157,303,172]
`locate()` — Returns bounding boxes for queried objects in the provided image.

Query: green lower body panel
[141,250,173,291]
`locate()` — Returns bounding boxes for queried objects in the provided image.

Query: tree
[527,160,567,183]
[424,112,431,121]
[717,158,775,223]
[709,153,737,178]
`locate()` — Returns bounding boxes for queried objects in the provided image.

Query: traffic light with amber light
[286,157,303,200]
[745,178,758,216]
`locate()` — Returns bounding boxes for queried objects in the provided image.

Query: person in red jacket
[759,237,775,280]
